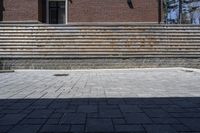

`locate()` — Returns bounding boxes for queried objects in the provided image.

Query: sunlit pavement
[0,68,200,133]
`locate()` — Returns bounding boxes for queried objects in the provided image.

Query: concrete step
[1,25,200,29]
[0,54,200,59]
[1,43,200,46]
[1,36,200,40]
[1,54,200,59]
[1,24,200,69]
[1,30,200,33]
[1,53,200,59]
[1,51,200,55]
[0,40,200,43]
[1,33,200,37]
[1,48,200,51]
[2,31,200,34]
[1,45,199,48]
[1,36,200,39]
[0,41,200,45]
[0,37,200,43]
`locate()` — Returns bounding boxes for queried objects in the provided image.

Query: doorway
[46,0,67,24]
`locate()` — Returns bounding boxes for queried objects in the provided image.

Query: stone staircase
[0,24,200,69]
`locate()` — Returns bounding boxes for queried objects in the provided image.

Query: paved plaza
[0,68,200,133]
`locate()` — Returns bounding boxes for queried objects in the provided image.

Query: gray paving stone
[152,118,180,124]
[119,105,142,113]
[48,102,69,109]
[27,110,53,119]
[8,125,41,133]
[46,119,60,125]
[40,125,70,133]
[173,100,199,108]
[178,118,200,131]
[0,109,22,114]
[70,99,88,105]
[107,99,126,105]
[87,112,99,118]
[0,126,12,133]
[86,118,114,132]
[70,125,85,133]
[55,105,77,113]
[99,105,122,118]
[124,113,152,124]
[144,125,177,133]
[115,125,145,133]
[49,113,63,119]
[6,103,31,110]
[77,105,98,113]
[0,68,200,133]
[112,118,126,125]
[89,99,107,105]
[60,113,86,124]
[20,119,46,125]
[0,114,26,125]
[99,109,122,118]
[171,124,191,132]
[99,105,118,110]
[143,108,171,118]
[153,99,172,105]
[161,105,186,113]
[170,112,200,118]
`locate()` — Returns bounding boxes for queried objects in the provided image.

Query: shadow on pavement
[0,97,200,133]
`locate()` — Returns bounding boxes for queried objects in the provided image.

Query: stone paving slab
[0,68,200,133]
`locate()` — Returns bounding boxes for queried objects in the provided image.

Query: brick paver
[0,68,200,133]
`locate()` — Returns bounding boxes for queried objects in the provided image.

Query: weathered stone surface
[1,58,200,70]
[1,24,200,70]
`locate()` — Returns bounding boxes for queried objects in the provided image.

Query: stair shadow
[0,97,200,133]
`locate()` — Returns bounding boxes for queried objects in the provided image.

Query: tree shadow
[0,97,200,132]
[0,0,4,21]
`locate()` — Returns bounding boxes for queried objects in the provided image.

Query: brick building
[0,0,163,24]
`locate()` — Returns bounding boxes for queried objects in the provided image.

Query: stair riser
[1,55,200,58]
[1,30,200,33]
[1,46,200,48]
[1,51,200,55]
[1,48,200,51]
[1,35,200,38]
[0,39,200,42]
[0,43,200,48]
[0,32,200,37]
[1,26,200,29]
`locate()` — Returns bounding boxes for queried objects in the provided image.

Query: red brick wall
[1,0,161,23]
[2,0,38,21]
[68,0,160,23]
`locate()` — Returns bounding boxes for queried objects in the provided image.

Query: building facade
[0,0,163,24]
[165,0,200,24]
